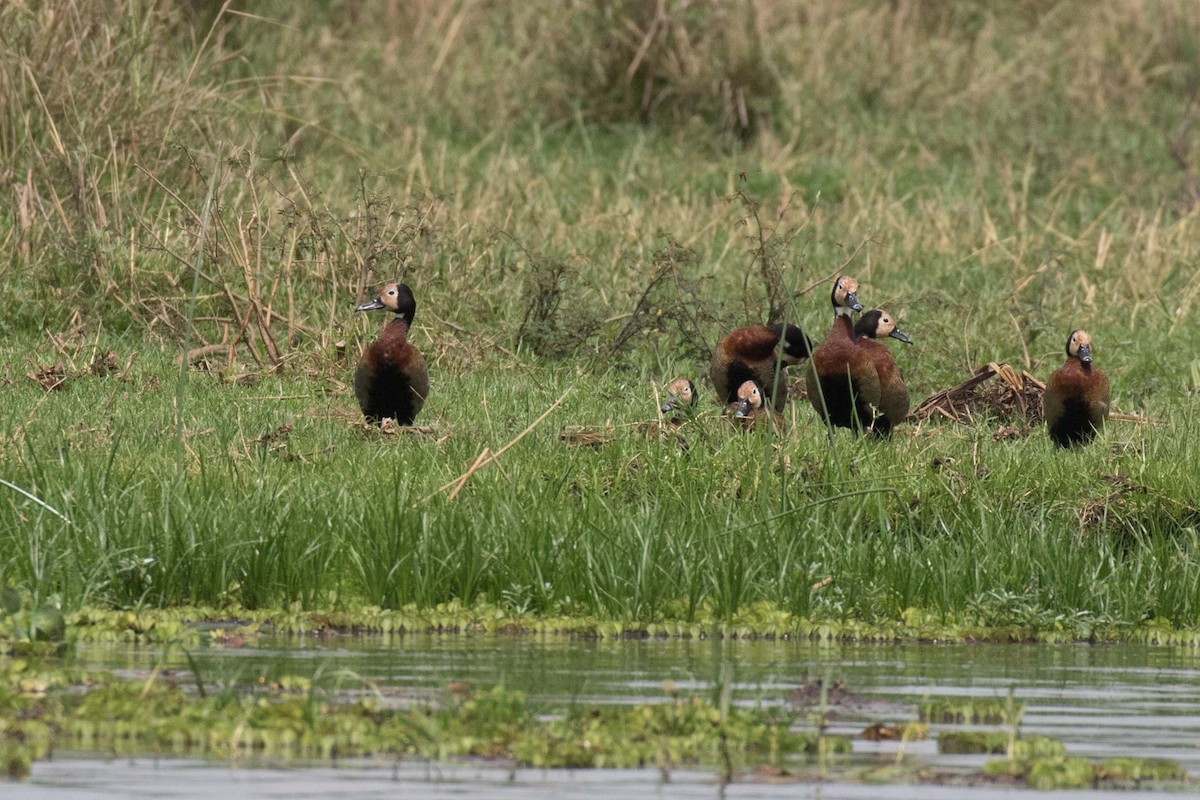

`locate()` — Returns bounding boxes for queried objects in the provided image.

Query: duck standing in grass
[710,321,811,413]
[1044,329,1109,447]
[853,308,913,436]
[354,282,429,425]
[727,379,783,430]
[805,276,876,432]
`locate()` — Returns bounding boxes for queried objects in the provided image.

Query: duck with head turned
[710,320,811,413]
[1043,329,1109,448]
[805,276,877,432]
[354,282,430,425]
[852,308,913,436]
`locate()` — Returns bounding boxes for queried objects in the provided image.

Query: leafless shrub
[609,238,720,363]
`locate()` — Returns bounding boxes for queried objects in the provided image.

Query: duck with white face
[830,275,865,320]
[727,380,783,430]
[854,309,912,345]
[805,275,878,432]
[353,282,429,425]
[852,308,914,436]
[1044,329,1110,448]
[660,378,698,421]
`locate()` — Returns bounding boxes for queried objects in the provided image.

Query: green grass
[1,341,1198,634]
[2,0,1200,635]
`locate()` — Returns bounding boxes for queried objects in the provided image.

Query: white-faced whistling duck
[805,276,875,431]
[852,308,913,436]
[354,282,429,425]
[710,321,812,413]
[660,377,698,424]
[727,380,784,430]
[1043,329,1110,448]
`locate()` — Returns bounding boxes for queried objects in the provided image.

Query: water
[12,636,1200,797]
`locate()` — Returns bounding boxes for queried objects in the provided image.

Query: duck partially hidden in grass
[659,377,698,424]
[726,380,784,431]
[805,276,873,432]
[1044,329,1110,448]
[628,378,698,450]
[852,308,913,436]
[710,321,812,413]
[354,282,429,425]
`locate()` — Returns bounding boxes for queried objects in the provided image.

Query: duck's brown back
[710,325,789,411]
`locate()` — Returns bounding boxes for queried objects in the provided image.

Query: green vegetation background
[2,0,1200,636]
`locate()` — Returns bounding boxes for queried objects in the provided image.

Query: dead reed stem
[417,386,573,506]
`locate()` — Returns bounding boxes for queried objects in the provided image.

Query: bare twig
[447,448,493,501]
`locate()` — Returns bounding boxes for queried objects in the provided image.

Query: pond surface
[13,636,1200,797]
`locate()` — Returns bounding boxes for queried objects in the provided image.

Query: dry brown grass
[912,362,1046,426]
[3,0,1200,394]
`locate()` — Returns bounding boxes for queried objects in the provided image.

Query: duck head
[661,378,698,415]
[734,380,764,418]
[855,309,913,344]
[1066,329,1093,364]
[831,276,864,318]
[356,282,417,326]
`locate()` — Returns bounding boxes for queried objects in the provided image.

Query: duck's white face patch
[667,379,695,405]
[834,276,860,317]
[1068,330,1093,358]
[736,381,762,409]
[382,284,401,312]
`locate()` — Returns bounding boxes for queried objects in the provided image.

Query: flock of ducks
[354,276,1112,448]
